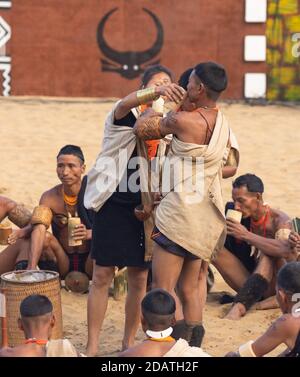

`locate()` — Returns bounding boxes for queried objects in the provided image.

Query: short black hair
[232,174,264,194]
[20,295,53,318]
[277,262,300,295]
[57,145,85,164]
[178,68,193,90]
[142,289,176,328]
[141,65,174,87]
[194,62,227,100]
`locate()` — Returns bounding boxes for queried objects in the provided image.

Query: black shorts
[91,197,150,269]
[15,252,89,274]
[15,259,59,273]
[151,226,199,260]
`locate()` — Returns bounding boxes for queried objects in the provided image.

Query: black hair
[142,289,176,328]
[194,62,227,100]
[232,174,264,194]
[141,65,174,87]
[277,262,300,295]
[57,145,85,164]
[178,68,193,90]
[20,295,53,318]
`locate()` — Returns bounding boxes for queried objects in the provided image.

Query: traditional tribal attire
[152,110,231,261]
[163,339,211,357]
[84,101,155,266]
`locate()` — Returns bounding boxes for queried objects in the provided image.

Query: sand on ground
[1,97,300,356]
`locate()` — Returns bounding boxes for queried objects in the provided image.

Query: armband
[31,205,52,229]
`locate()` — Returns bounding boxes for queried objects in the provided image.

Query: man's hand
[226,218,249,241]
[288,231,300,248]
[289,231,300,258]
[155,84,186,104]
[152,192,162,206]
[72,224,89,241]
[7,228,25,245]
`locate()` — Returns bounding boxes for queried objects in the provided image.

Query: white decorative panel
[244,35,266,61]
[244,73,266,98]
[245,0,267,22]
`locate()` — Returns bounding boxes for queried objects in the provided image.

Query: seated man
[119,288,210,357]
[15,145,93,278]
[26,145,93,278]
[0,294,78,357]
[213,174,295,320]
[225,262,300,357]
[0,196,32,275]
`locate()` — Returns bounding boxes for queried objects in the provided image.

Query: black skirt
[91,194,150,269]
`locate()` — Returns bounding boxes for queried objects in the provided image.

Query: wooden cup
[226,209,242,223]
[0,226,12,245]
[68,217,82,247]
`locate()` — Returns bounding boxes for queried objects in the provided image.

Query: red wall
[1,0,266,99]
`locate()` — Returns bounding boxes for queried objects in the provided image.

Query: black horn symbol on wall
[97,7,164,79]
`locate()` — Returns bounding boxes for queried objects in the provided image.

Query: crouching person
[0,294,78,357]
[225,262,300,357]
[119,289,211,357]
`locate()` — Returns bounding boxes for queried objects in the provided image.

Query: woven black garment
[90,110,150,269]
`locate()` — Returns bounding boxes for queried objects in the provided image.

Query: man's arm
[226,216,293,259]
[133,109,184,140]
[115,84,185,120]
[222,147,239,178]
[27,193,53,270]
[251,315,292,356]
[222,166,237,179]
[226,315,292,357]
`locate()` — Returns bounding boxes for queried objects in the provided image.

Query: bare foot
[253,295,279,310]
[224,303,246,320]
[121,339,134,352]
[85,345,98,357]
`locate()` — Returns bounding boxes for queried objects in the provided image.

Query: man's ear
[170,315,176,327]
[50,314,56,328]
[256,192,263,201]
[81,164,86,174]
[277,288,287,304]
[141,314,148,332]
[18,318,24,331]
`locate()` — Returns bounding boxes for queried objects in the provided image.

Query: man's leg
[43,232,69,277]
[0,238,31,275]
[86,263,115,356]
[151,243,184,317]
[213,247,251,292]
[177,258,204,346]
[85,254,93,279]
[198,261,209,321]
[122,267,148,350]
[225,254,273,320]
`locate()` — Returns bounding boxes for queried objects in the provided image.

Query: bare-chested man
[213,174,295,320]
[134,62,231,346]
[22,145,93,278]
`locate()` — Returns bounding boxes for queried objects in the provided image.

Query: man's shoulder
[0,195,16,211]
[269,207,291,229]
[273,314,299,335]
[40,185,62,206]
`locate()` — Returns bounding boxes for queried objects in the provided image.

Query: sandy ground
[1,97,300,356]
